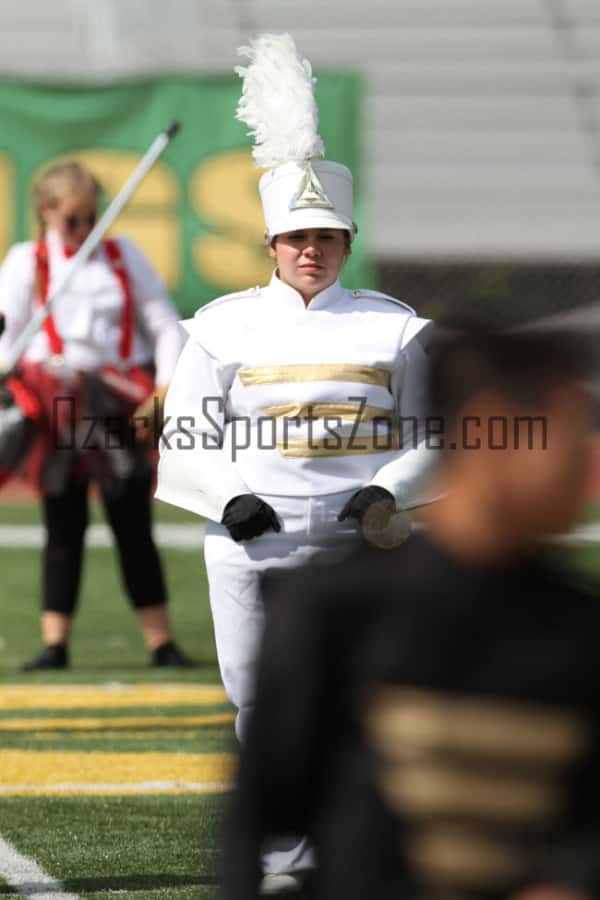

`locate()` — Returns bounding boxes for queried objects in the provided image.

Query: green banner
[0,76,371,316]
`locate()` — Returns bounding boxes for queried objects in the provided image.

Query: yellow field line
[30,731,210,741]
[0,683,228,711]
[0,750,236,796]
[0,783,233,796]
[0,712,235,732]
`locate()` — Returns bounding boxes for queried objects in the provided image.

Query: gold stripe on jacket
[238,364,392,389]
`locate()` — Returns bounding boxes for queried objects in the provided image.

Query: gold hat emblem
[289,162,334,210]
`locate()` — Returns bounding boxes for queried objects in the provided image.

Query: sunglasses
[64,212,96,233]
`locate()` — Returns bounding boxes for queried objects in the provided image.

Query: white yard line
[0,522,598,548]
[548,524,600,545]
[0,523,205,549]
[0,833,80,900]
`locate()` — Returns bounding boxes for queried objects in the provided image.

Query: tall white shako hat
[235,33,355,241]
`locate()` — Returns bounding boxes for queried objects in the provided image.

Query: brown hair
[429,327,591,439]
[33,162,100,236]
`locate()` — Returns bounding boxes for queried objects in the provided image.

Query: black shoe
[151,641,196,667]
[21,644,69,671]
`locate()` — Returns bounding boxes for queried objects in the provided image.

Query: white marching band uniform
[155,32,437,880]
[157,272,435,711]
[157,274,434,519]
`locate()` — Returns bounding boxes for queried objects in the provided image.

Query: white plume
[235,33,325,169]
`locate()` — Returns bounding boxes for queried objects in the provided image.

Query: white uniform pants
[203,490,361,876]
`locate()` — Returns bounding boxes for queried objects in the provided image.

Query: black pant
[42,468,167,615]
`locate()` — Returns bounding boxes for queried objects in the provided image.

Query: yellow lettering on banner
[29,151,180,288]
[190,149,273,291]
[0,154,14,260]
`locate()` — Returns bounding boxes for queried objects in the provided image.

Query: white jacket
[156,272,438,521]
[0,228,183,386]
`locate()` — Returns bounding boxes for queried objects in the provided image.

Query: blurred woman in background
[0,161,192,670]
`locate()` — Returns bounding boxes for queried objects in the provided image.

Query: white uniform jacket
[157,273,437,522]
[0,228,183,385]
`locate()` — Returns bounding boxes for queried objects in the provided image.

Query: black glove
[337,486,396,524]
[221,494,281,542]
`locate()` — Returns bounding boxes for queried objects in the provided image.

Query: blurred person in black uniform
[223,329,600,900]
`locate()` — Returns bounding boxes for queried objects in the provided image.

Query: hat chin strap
[289,162,334,211]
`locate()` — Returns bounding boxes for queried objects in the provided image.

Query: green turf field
[0,498,230,899]
[0,796,223,899]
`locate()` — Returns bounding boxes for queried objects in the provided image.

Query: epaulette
[350,288,415,316]
[194,286,262,318]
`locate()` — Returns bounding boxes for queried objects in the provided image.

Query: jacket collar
[267,271,344,310]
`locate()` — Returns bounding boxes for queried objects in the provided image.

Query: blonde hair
[33,162,100,235]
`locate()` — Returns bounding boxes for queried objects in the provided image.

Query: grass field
[0,497,231,899]
[1,497,599,899]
